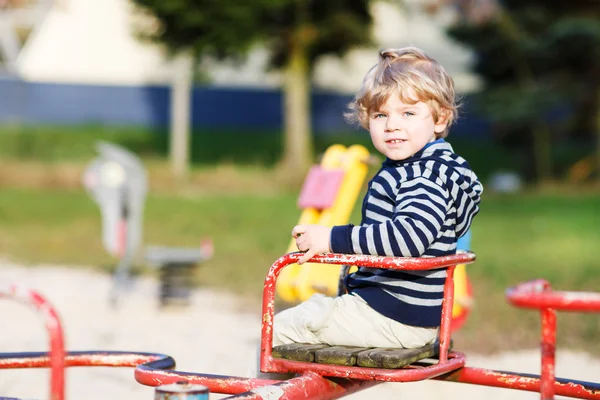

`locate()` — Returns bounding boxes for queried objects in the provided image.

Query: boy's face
[368,88,448,161]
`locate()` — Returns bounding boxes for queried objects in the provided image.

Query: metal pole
[0,285,66,400]
[540,307,556,400]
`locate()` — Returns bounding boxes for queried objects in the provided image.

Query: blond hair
[346,47,459,138]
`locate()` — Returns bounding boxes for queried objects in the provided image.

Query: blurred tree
[130,0,285,177]
[433,0,600,183]
[130,0,374,180]
[263,0,373,179]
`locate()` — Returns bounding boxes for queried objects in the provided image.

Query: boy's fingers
[291,225,307,238]
[295,238,306,251]
[298,248,316,264]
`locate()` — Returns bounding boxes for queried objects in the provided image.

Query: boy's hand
[291,225,332,264]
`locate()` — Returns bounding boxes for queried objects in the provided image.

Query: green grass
[1,185,599,354]
[460,191,600,353]
[0,187,299,294]
[0,124,549,183]
[472,192,600,289]
[0,124,598,354]
[0,124,284,165]
[0,124,592,183]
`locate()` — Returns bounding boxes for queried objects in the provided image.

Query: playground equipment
[83,142,213,308]
[451,231,474,331]
[2,251,600,400]
[277,144,371,303]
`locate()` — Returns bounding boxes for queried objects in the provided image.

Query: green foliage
[130,0,375,175]
[446,1,600,180]
[449,3,600,129]
[131,0,374,68]
[131,0,286,58]
[264,0,373,68]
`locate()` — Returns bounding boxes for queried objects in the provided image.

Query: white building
[4,0,480,93]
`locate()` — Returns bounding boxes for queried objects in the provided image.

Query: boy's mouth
[386,139,406,144]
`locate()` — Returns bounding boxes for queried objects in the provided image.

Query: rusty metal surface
[264,352,467,382]
[0,285,65,400]
[260,252,473,382]
[0,351,174,369]
[3,349,599,399]
[0,350,278,395]
[221,371,379,400]
[501,279,600,399]
[3,253,600,400]
[506,279,600,312]
[436,366,600,399]
[540,307,557,399]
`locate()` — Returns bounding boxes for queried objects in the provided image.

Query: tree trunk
[281,39,313,181]
[596,87,600,184]
[532,125,552,183]
[170,52,194,178]
[498,12,554,184]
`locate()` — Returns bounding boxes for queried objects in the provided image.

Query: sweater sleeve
[331,175,451,257]
[330,224,354,254]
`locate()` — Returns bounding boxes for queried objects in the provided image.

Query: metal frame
[505,279,600,399]
[2,253,600,399]
[259,252,475,381]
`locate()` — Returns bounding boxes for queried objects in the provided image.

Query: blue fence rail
[0,78,489,136]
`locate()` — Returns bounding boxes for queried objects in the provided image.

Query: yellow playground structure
[276,144,474,331]
[277,144,370,303]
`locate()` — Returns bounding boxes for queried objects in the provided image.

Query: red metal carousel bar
[4,348,598,399]
[0,350,378,398]
[0,350,279,396]
[220,371,378,400]
[0,285,66,400]
[505,279,600,400]
[436,366,600,399]
[260,252,476,381]
[506,279,600,312]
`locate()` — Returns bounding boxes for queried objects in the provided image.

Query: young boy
[274,47,483,350]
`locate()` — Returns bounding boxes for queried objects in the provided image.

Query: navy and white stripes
[330,139,482,327]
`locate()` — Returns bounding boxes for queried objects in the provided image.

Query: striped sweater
[330,139,483,327]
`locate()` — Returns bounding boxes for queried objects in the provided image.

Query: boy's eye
[373,113,386,119]
[403,111,415,117]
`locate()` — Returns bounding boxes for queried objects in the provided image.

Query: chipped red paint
[3,254,600,400]
[0,285,66,400]
[506,279,600,312]
[221,371,378,399]
[4,349,599,399]
[260,252,475,381]
[436,366,600,398]
[262,352,467,381]
[0,350,279,396]
[540,307,557,399]
[504,279,600,399]
[135,364,279,394]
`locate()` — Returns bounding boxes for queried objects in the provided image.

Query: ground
[0,261,598,400]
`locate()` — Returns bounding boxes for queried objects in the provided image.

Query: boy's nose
[385,115,403,131]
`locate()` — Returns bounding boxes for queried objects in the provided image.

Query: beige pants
[273,293,438,349]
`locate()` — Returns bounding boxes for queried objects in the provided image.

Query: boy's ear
[434,108,450,134]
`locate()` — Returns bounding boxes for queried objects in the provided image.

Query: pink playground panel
[297,166,345,210]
